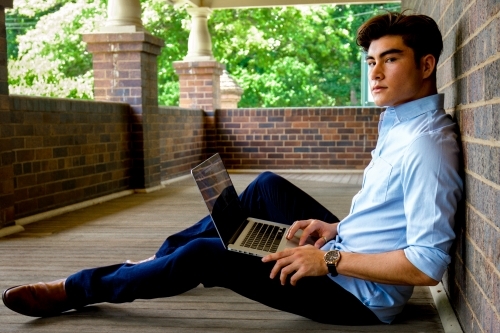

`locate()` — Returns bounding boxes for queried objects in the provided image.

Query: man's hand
[261,245,328,286]
[286,219,339,248]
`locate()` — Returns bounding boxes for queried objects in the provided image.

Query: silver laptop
[191,153,312,257]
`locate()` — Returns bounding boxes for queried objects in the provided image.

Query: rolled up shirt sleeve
[401,132,462,281]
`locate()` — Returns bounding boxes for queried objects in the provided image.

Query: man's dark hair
[356,11,443,73]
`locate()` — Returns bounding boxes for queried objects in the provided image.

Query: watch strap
[327,264,339,276]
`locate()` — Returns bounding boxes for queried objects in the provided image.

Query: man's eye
[385,58,396,63]
[367,62,375,67]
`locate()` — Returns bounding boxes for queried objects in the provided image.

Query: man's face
[366,35,428,107]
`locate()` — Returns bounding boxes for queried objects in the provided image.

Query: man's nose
[369,63,383,81]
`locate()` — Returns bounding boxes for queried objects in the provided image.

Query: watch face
[325,250,340,264]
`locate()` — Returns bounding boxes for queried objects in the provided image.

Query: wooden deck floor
[0,173,445,332]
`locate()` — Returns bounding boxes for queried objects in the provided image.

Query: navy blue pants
[65,172,380,325]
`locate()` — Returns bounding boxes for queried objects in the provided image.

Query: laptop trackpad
[284,229,315,248]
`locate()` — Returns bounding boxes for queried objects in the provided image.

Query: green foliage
[208,5,400,107]
[6,1,399,106]
[7,0,105,98]
[6,3,64,59]
[142,0,189,106]
[210,8,333,107]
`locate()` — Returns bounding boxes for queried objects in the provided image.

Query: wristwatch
[324,250,341,277]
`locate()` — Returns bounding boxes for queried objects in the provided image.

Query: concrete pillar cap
[220,70,243,96]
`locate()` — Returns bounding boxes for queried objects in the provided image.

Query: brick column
[173,7,224,112]
[0,0,16,234]
[83,32,164,190]
[173,61,225,112]
[173,61,224,156]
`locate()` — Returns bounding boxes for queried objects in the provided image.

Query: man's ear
[421,54,436,79]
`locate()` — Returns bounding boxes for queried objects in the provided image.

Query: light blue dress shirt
[322,94,463,323]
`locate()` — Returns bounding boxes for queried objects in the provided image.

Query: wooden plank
[0,174,444,333]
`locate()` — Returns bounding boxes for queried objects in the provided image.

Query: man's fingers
[262,248,293,263]
[270,256,295,280]
[278,260,298,285]
[267,246,327,285]
[314,235,328,248]
[289,267,306,286]
[299,219,325,245]
[265,248,296,278]
[298,223,317,245]
[286,220,307,239]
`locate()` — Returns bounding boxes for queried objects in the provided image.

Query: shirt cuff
[404,246,451,281]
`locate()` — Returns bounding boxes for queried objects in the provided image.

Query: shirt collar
[386,94,444,122]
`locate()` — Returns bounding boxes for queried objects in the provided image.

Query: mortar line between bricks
[438,9,500,71]
[435,0,455,32]
[462,231,500,319]
[439,1,475,41]
[461,135,500,148]
[429,1,439,23]
[445,98,500,113]
[439,52,500,92]
[464,169,500,191]
[466,202,500,235]
[452,255,489,333]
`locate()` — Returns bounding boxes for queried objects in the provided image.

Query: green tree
[7,0,105,98]
[209,4,399,107]
[142,0,189,106]
[6,1,398,106]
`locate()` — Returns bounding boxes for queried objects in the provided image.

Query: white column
[184,7,214,61]
[101,0,145,33]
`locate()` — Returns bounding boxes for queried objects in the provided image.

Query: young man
[2,11,463,325]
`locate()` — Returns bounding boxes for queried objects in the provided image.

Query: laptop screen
[191,154,247,247]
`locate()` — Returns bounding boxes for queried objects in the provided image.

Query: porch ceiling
[169,0,400,9]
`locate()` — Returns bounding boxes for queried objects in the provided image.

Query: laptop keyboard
[241,222,285,253]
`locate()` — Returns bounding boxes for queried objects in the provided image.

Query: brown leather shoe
[2,279,73,317]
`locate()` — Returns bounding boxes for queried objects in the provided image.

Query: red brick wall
[214,107,381,169]
[10,96,131,219]
[158,107,207,180]
[158,105,381,180]
[0,4,13,228]
[5,99,380,222]
[402,1,500,332]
